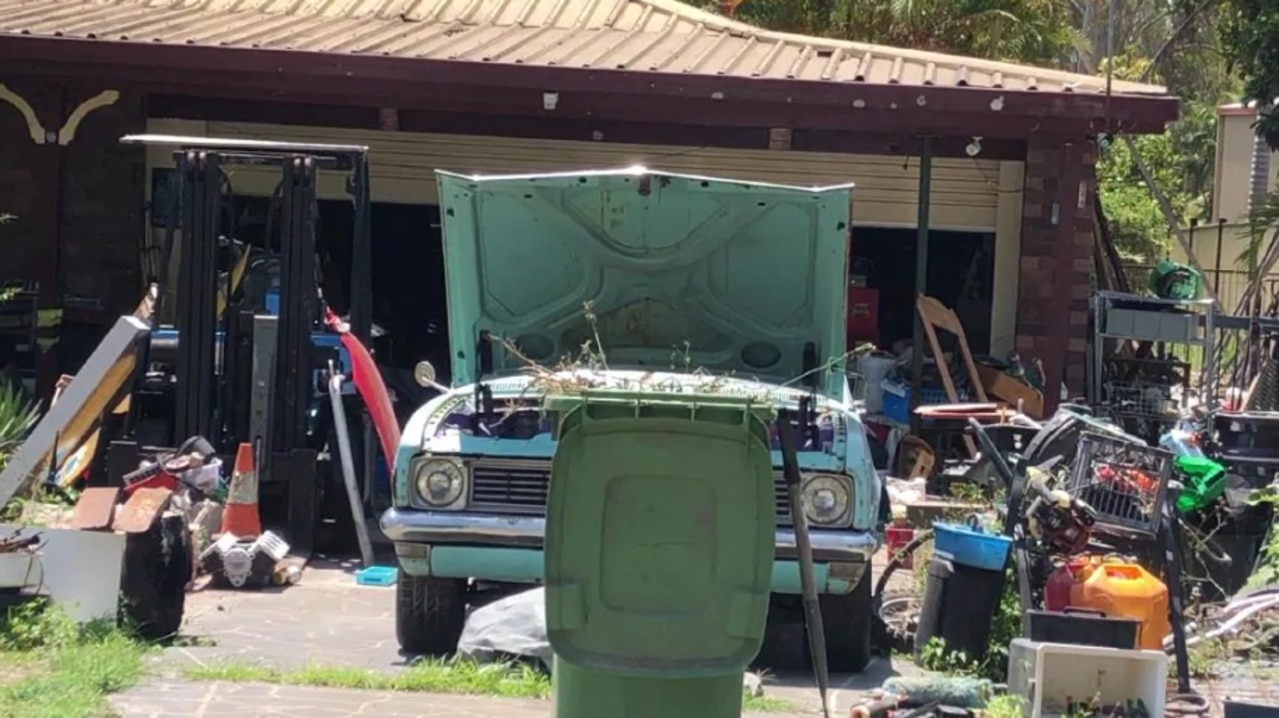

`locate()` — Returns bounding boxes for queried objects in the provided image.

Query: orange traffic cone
[219,443,262,538]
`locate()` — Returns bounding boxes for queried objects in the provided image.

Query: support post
[348,157,373,346]
[1042,142,1086,414]
[910,137,934,434]
[174,150,220,444]
[274,156,319,452]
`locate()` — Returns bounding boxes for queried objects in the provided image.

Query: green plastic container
[1174,455,1227,513]
[544,391,777,718]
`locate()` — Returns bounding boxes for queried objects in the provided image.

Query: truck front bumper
[381,508,878,595]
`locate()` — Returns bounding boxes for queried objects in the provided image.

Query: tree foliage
[720,0,1237,263]
[724,0,1078,65]
[1220,0,1279,150]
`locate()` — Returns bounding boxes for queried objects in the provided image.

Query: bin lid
[544,390,776,678]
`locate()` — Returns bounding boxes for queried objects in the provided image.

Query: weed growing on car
[493,301,868,408]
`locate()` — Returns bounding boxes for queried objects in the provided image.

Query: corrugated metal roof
[0,0,1166,96]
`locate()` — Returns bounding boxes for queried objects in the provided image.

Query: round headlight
[414,458,467,508]
[802,474,851,526]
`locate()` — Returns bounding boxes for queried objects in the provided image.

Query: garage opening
[215,195,451,392]
[851,227,996,355]
[217,193,996,383]
[315,200,450,378]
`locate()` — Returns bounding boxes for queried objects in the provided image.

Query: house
[1161,102,1277,314]
[0,0,1177,412]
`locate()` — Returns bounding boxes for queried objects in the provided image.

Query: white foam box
[1007,638,1168,717]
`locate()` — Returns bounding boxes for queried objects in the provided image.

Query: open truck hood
[436,167,854,396]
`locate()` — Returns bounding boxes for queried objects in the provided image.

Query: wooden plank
[916,295,988,458]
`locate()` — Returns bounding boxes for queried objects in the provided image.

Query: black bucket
[914,555,1007,662]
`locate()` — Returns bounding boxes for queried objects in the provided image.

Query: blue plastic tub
[355,565,398,587]
[932,521,1012,572]
[880,379,950,423]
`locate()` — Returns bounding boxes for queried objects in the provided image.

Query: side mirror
[414,361,438,388]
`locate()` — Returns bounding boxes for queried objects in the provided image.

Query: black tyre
[120,514,191,642]
[395,572,467,656]
[818,569,873,673]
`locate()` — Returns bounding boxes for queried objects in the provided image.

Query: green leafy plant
[0,380,41,522]
[0,380,39,460]
[982,694,1027,718]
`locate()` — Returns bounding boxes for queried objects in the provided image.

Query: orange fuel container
[1069,562,1170,650]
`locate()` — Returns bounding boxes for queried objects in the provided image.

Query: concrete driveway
[113,558,910,717]
[113,557,1277,717]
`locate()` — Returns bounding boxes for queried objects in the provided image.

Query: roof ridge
[637,0,1164,94]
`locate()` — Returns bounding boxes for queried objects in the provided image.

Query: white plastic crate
[1007,639,1168,717]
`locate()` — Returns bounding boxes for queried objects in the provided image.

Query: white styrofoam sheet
[0,524,124,623]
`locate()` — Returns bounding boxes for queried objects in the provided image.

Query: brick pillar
[1015,137,1095,415]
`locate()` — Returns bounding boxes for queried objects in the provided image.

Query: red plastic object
[121,463,178,497]
[325,310,402,475]
[846,286,880,346]
[1045,556,1107,611]
[886,523,916,569]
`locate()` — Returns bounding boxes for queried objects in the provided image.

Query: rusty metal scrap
[70,486,122,531]
[0,530,40,553]
[111,487,173,534]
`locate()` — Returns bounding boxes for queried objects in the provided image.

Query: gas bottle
[1070,562,1170,650]
[1043,556,1103,611]
[886,519,916,570]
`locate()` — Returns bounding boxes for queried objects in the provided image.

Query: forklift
[102,135,377,555]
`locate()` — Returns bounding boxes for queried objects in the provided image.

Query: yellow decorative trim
[0,83,46,144]
[57,90,119,146]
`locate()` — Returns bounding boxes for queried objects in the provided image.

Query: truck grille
[468,458,794,523]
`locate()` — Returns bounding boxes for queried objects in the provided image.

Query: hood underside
[436,167,854,395]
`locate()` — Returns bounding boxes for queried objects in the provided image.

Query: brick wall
[0,80,144,316]
[1015,138,1096,403]
[61,90,146,315]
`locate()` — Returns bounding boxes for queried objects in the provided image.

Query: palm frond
[0,382,39,463]
[1241,188,1279,272]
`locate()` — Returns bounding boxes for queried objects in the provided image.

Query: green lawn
[0,603,149,718]
[0,602,794,716]
[185,659,794,712]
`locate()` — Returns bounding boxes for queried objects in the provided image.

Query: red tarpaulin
[325,310,402,474]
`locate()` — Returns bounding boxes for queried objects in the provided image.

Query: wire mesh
[1066,432,1173,536]
[1101,381,1179,418]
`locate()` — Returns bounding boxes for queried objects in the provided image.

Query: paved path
[110,557,1279,717]
[115,680,827,718]
[113,557,903,717]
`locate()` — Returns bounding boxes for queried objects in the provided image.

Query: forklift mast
[113,134,374,553]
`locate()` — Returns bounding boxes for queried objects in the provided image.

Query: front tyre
[818,568,873,673]
[396,572,467,656]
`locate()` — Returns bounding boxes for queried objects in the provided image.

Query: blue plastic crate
[932,521,1012,572]
[355,565,398,587]
[880,379,950,423]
